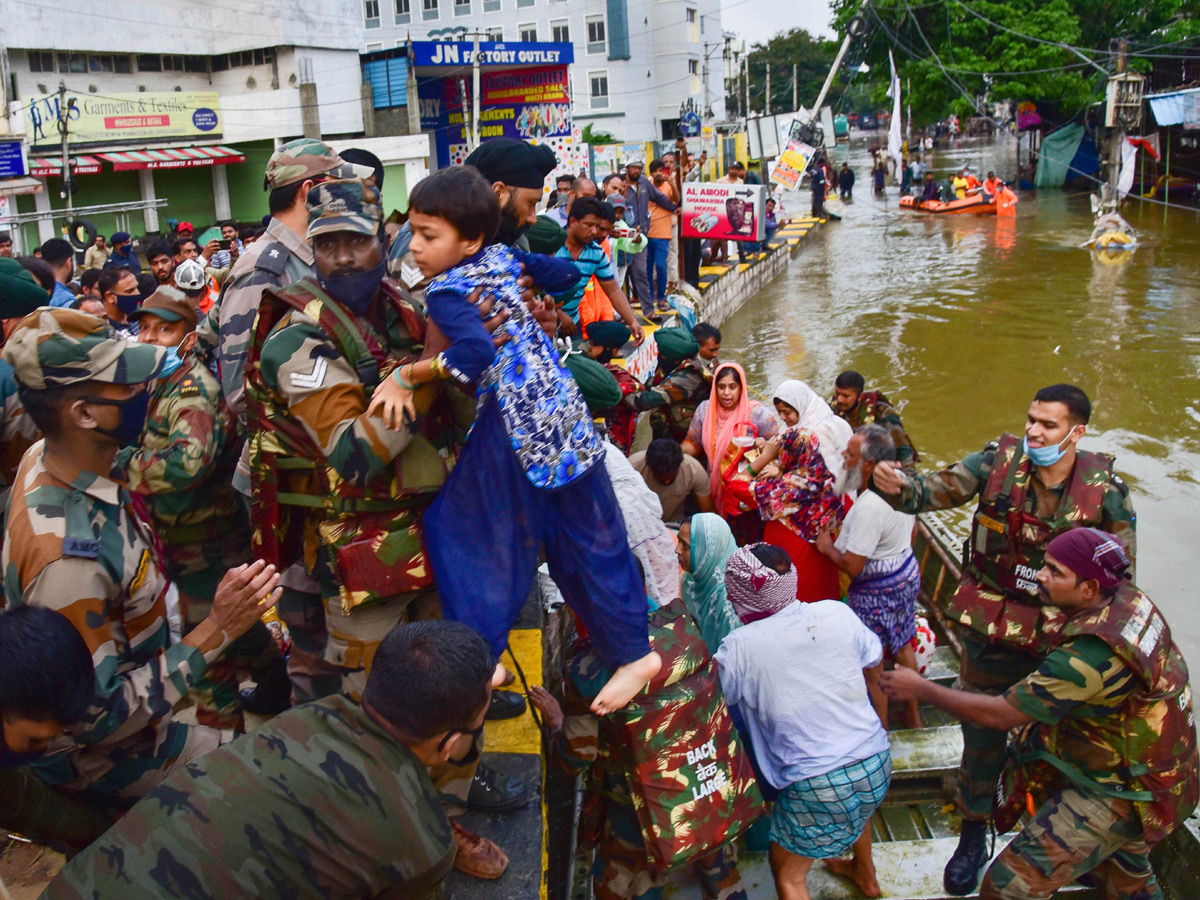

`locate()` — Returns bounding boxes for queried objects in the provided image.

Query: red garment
[763,520,842,602]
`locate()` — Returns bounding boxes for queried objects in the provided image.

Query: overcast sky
[722,0,836,49]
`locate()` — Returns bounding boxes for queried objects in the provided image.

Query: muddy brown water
[719,133,1200,663]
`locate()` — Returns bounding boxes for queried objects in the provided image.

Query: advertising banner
[770,140,815,191]
[26,92,222,150]
[681,182,766,243]
[0,141,25,178]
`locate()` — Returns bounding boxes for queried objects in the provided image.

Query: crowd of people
[0,134,1195,900]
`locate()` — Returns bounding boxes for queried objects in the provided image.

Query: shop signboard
[0,141,26,178]
[680,182,766,242]
[770,140,815,191]
[25,91,222,150]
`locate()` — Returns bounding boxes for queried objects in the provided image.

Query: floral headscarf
[724,543,798,624]
[772,379,852,478]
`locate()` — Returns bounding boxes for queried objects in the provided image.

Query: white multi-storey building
[359,0,726,141]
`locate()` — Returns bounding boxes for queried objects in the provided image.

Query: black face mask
[439,723,484,767]
[113,292,141,316]
[80,390,150,447]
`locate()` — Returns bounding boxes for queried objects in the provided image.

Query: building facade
[359,0,725,141]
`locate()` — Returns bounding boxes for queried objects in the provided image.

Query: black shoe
[943,819,988,896]
[468,763,528,813]
[486,689,526,721]
[238,660,292,716]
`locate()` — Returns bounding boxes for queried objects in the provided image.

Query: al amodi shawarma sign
[25,91,223,150]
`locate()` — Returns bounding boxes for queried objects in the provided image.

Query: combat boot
[238,658,293,717]
[943,819,988,895]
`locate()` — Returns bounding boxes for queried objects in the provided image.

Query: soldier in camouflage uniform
[831,370,919,468]
[622,327,714,443]
[42,620,496,900]
[120,287,289,729]
[873,383,1136,895]
[200,138,374,705]
[0,308,282,804]
[882,529,1197,900]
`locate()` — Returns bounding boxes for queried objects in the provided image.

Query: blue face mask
[114,292,142,316]
[156,340,190,379]
[1023,430,1077,467]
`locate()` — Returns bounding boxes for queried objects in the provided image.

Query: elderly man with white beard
[817,425,923,729]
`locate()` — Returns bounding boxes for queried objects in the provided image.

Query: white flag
[887,51,903,178]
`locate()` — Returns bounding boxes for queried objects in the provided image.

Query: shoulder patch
[178,378,201,397]
[1110,473,1130,495]
[255,242,290,278]
[62,536,100,559]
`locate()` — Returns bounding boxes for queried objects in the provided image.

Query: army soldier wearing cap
[202,137,372,707]
[245,179,518,878]
[872,383,1136,895]
[1,308,281,804]
[122,288,291,728]
[882,529,1197,900]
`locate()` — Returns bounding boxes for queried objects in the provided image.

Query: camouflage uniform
[982,584,1198,899]
[41,695,456,900]
[888,433,1136,821]
[831,389,919,467]
[117,344,282,732]
[202,138,371,702]
[0,357,40,515]
[625,356,713,444]
[0,309,228,802]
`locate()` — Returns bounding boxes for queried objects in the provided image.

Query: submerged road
[720,133,1200,663]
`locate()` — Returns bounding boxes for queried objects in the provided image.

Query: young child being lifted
[369,165,661,715]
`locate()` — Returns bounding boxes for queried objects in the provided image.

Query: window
[519,23,537,41]
[58,53,86,73]
[483,0,500,10]
[589,70,609,109]
[423,0,439,20]
[686,7,699,42]
[454,0,470,16]
[688,58,701,93]
[114,55,131,74]
[551,19,569,42]
[586,16,605,54]
[184,56,207,73]
[137,54,162,72]
[28,51,54,72]
[517,0,535,7]
[88,55,113,72]
[395,0,411,22]
[364,0,380,27]
[365,42,385,51]
[485,26,503,39]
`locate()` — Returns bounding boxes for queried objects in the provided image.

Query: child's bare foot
[492,662,514,688]
[590,652,662,716]
[825,856,881,898]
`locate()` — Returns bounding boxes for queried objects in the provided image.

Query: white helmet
[174,259,206,292]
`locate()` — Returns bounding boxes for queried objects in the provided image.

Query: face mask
[1023,430,1076,467]
[81,389,151,447]
[319,257,386,316]
[114,293,141,316]
[439,723,484,767]
[157,345,185,379]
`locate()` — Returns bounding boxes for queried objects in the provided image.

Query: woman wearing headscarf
[683,362,779,544]
[678,513,741,655]
[745,380,848,602]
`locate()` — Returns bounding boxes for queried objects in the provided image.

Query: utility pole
[792,63,798,112]
[57,82,73,213]
[471,30,482,151]
[765,62,771,115]
[1100,39,1129,215]
[743,56,749,126]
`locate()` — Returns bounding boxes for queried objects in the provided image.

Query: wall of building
[225,141,277,223]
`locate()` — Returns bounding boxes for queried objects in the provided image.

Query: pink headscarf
[724,544,798,624]
[703,361,755,513]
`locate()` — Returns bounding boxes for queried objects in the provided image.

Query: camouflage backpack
[245,277,450,614]
[571,599,765,875]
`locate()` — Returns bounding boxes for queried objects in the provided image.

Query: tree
[828,0,1200,123]
[738,29,840,117]
[580,123,616,144]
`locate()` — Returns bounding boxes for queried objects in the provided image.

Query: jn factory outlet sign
[26,91,222,150]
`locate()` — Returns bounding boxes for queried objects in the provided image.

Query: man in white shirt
[818,424,923,728]
[715,543,891,900]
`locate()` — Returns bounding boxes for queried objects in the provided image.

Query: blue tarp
[1148,87,1200,128]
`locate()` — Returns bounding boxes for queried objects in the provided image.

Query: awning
[29,155,102,177]
[96,146,246,171]
[1146,87,1200,129]
[0,176,44,196]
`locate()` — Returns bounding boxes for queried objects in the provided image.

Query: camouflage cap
[128,285,198,329]
[264,138,375,191]
[2,307,166,390]
[306,179,383,239]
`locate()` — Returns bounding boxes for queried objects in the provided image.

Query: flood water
[719,133,1200,662]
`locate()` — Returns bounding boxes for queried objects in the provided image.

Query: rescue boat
[900,186,1018,217]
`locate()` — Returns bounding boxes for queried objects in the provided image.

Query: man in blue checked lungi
[818,424,924,729]
[714,544,892,900]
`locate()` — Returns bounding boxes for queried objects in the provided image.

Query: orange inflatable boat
[900,186,1018,216]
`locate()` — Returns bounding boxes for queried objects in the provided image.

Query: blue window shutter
[606,0,630,60]
[363,56,408,108]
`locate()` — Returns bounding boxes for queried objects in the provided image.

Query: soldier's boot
[486,689,527,720]
[468,762,529,813]
[450,819,508,879]
[943,819,988,896]
[239,656,294,716]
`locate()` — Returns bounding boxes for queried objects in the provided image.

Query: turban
[464,139,558,190]
[724,544,798,624]
[1045,528,1130,591]
[653,327,700,367]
